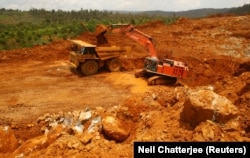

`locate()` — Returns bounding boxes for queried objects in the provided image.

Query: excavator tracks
[147,75,177,85]
[135,69,177,85]
[134,69,146,78]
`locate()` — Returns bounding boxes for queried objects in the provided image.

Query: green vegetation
[228,3,250,15]
[0,3,249,50]
[0,8,176,50]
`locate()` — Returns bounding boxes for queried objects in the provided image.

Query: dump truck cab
[70,40,97,58]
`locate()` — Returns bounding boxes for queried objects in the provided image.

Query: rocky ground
[0,15,249,158]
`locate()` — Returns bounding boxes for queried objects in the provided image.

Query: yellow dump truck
[69,39,130,76]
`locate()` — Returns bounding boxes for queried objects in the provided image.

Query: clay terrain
[0,15,249,157]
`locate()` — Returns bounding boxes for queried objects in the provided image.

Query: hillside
[141,8,230,18]
[142,3,250,18]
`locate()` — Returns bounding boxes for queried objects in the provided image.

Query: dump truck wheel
[107,58,121,72]
[81,60,98,76]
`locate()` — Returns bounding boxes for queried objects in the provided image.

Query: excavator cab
[144,57,158,72]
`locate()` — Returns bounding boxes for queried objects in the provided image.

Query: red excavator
[97,24,189,85]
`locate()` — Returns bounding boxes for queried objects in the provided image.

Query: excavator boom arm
[111,24,158,59]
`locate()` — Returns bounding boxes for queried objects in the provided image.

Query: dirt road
[0,59,151,139]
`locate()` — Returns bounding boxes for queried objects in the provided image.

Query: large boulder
[102,116,130,142]
[0,126,18,153]
[180,89,239,127]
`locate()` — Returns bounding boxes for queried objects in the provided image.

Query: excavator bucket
[95,24,107,36]
[95,24,109,46]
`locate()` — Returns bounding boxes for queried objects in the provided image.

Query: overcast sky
[0,0,249,11]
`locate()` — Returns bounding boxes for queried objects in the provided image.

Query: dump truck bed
[95,46,130,60]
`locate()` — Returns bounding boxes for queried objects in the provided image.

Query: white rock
[78,111,92,122]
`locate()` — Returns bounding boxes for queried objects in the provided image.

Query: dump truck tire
[107,58,121,72]
[81,60,98,76]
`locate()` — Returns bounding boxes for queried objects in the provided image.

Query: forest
[0,8,175,50]
[0,3,249,50]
